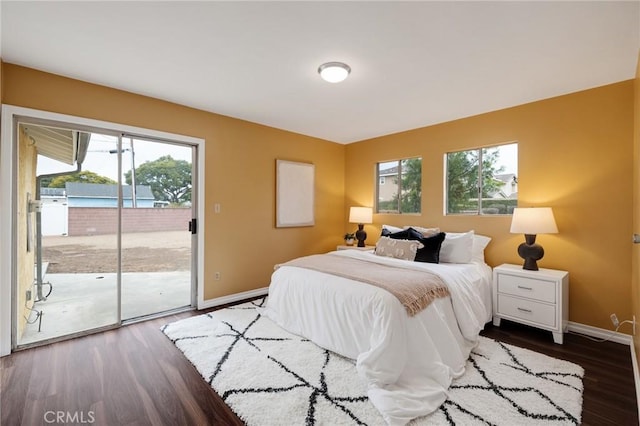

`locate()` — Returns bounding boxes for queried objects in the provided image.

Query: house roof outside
[65,182,155,200]
[490,173,518,199]
[379,166,398,177]
[40,188,66,197]
[494,173,517,184]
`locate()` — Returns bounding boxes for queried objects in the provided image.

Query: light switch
[214,203,221,213]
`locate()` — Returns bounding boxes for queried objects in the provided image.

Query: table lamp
[349,207,373,247]
[510,207,558,271]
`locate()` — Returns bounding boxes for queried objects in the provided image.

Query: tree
[48,171,117,188]
[39,176,54,188]
[446,151,475,213]
[399,158,422,213]
[480,149,506,198]
[125,155,191,205]
[446,148,505,214]
[383,158,422,213]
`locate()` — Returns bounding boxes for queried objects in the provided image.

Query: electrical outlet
[26,290,32,301]
[214,272,221,281]
[610,313,619,328]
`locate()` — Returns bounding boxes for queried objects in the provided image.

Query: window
[445,143,517,215]
[376,157,422,214]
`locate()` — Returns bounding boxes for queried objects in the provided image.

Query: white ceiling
[2,1,639,144]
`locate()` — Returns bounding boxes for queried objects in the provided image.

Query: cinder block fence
[67,207,192,236]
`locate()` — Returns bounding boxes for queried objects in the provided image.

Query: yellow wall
[2,62,636,332]
[1,63,345,301]
[16,126,37,338]
[346,81,634,331]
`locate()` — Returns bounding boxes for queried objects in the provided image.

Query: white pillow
[375,236,423,261]
[440,231,474,263]
[471,234,491,262]
[441,231,492,263]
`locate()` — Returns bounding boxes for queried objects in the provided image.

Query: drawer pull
[517,285,533,290]
[517,307,533,313]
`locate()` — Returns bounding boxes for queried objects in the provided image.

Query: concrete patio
[20,270,191,345]
[18,230,193,346]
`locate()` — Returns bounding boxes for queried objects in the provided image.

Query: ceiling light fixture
[318,62,351,83]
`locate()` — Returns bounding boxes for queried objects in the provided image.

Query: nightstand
[492,264,569,344]
[336,245,375,251]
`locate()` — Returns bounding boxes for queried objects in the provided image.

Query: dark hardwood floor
[1,301,637,425]
[481,320,638,426]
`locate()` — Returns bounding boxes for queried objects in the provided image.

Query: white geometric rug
[162,298,584,425]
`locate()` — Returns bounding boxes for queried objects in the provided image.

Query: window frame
[375,157,422,215]
[444,142,518,216]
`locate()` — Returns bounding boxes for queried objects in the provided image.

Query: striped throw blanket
[275,253,449,316]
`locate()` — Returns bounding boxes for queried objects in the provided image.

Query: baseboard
[567,321,633,345]
[630,336,640,423]
[198,287,268,310]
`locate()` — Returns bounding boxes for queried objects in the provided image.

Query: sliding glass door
[17,126,121,346]
[119,136,194,321]
[14,119,197,349]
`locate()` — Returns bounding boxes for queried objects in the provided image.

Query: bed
[261,231,492,425]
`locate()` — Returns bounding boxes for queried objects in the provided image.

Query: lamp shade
[510,207,558,235]
[349,206,373,224]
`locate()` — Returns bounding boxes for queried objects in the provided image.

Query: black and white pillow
[381,227,446,263]
[374,236,423,261]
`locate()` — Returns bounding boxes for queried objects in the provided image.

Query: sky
[37,132,193,183]
[492,143,518,175]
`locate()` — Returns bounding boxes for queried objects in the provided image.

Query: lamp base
[517,234,544,271]
[355,224,367,247]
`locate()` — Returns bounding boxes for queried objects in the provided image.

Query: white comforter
[261,249,492,425]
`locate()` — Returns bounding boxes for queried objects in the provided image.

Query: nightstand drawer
[497,273,556,303]
[497,294,556,328]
